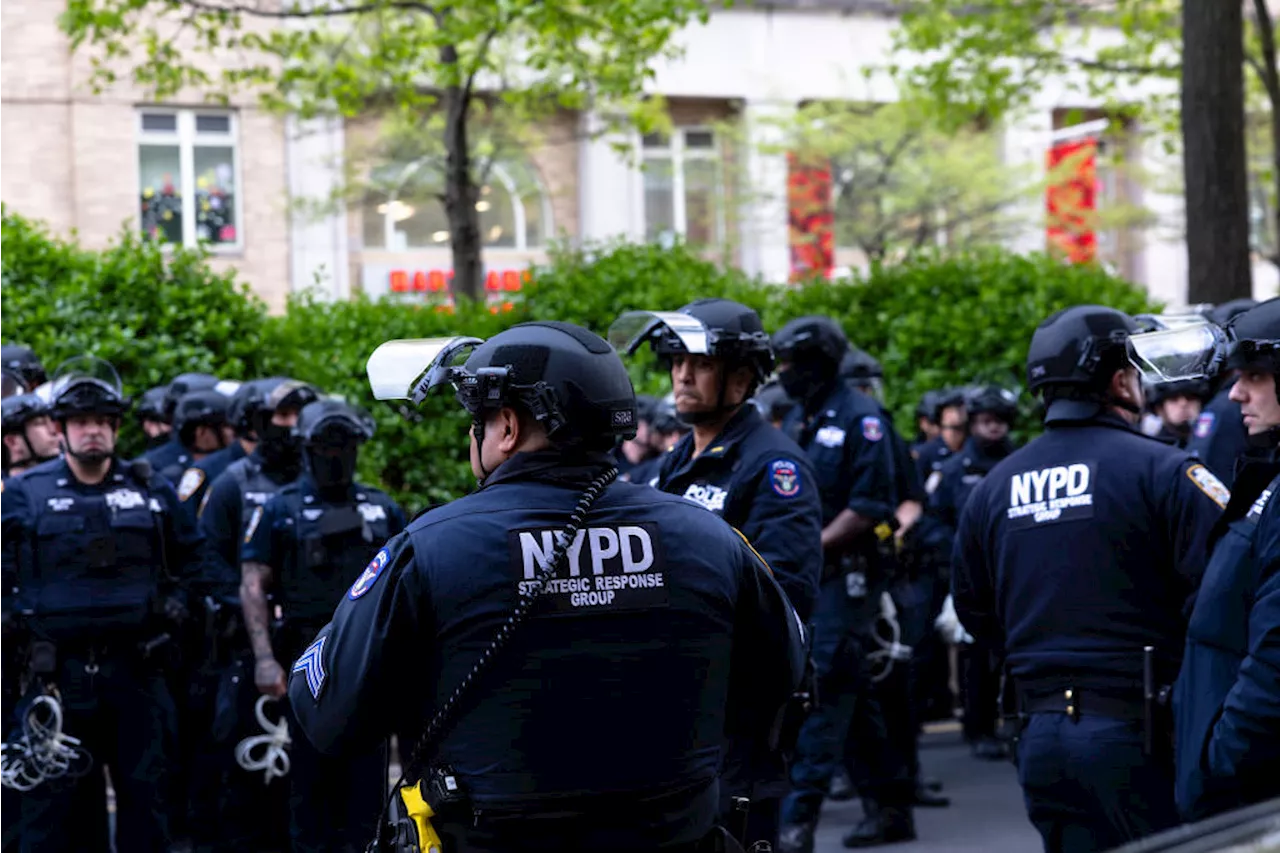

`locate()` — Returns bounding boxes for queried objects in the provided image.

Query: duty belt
[1016,686,1145,721]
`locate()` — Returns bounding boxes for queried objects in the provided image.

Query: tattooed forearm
[241,560,275,660]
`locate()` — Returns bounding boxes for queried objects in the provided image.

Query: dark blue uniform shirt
[1187,383,1251,488]
[142,435,193,486]
[286,451,805,849]
[242,475,405,654]
[176,441,246,524]
[912,436,953,486]
[1174,453,1280,820]
[2,456,202,642]
[952,409,1227,696]
[656,405,821,620]
[927,437,1015,544]
[198,451,297,595]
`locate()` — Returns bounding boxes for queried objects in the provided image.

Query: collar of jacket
[478,448,617,492]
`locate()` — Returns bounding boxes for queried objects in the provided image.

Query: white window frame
[136,109,244,252]
[371,162,552,251]
[639,127,725,245]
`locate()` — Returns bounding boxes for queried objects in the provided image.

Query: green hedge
[1,210,1157,512]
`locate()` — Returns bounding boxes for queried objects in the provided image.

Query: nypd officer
[159,389,231,484]
[1146,379,1208,449]
[952,306,1227,853]
[136,386,174,452]
[770,317,913,851]
[1,356,201,852]
[175,377,276,520]
[928,385,1019,762]
[2,392,61,479]
[911,389,966,483]
[143,372,219,478]
[612,299,823,846]
[242,399,405,852]
[1143,298,1280,819]
[288,322,806,853]
[1186,300,1256,487]
[0,346,47,399]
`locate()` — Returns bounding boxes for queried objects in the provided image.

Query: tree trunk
[1181,0,1252,304]
[441,59,483,301]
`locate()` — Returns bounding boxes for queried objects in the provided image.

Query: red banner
[1046,138,1098,264]
[787,153,835,281]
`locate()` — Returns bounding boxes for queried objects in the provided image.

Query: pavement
[815,723,1042,853]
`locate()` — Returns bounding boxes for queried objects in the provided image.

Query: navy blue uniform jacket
[952,410,1226,696]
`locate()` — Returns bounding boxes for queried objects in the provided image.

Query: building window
[642,128,724,246]
[359,160,551,252]
[137,110,241,250]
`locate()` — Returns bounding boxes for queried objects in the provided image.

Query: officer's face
[142,419,171,439]
[1230,370,1280,434]
[917,417,940,441]
[64,414,116,460]
[1158,394,1202,428]
[939,406,967,452]
[23,415,62,459]
[272,408,301,429]
[191,424,225,454]
[670,355,751,415]
[970,412,1009,443]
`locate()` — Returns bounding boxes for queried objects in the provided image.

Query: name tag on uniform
[508,522,669,616]
[815,426,846,448]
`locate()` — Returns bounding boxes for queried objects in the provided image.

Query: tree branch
[177,0,439,19]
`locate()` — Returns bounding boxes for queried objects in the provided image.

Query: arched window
[360,159,552,251]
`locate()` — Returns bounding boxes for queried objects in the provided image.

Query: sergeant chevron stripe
[292,636,327,700]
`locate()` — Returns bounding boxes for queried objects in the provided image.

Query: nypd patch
[1186,464,1229,509]
[244,505,264,544]
[349,547,390,600]
[861,416,884,442]
[177,468,205,503]
[769,459,802,498]
[292,635,327,700]
[1193,412,1216,440]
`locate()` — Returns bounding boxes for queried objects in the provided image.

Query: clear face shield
[365,337,485,404]
[48,356,125,402]
[1126,324,1230,384]
[607,311,713,357]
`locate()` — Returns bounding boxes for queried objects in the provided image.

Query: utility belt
[1015,685,1146,720]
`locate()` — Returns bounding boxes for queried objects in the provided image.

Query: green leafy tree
[890,0,1277,304]
[61,0,705,300]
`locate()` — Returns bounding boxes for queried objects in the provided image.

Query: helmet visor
[49,356,124,400]
[366,337,484,403]
[608,311,711,357]
[1127,324,1229,383]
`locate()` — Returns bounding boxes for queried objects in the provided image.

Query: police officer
[288,322,806,853]
[143,372,219,477]
[952,306,1227,852]
[241,400,405,852]
[770,317,914,851]
[1144,298,1280,820]
[613,299,823,848]
[928,385,1019,762]
[1186,300,1256,488]
[1145,378,1208,448]
[136,385,173,452]
[912,391,942,445]
[1,356,201,852]
[911,389,966,483]
[2,392,61,479]
[609,394,659,478]
[754,381,794,430]
[158,389,231,484]
[0,346,46,399]
[623,394,689,486]
[196,378,317,849]
[176,378,276,521]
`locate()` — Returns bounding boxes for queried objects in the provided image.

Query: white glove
[934,594,974,645]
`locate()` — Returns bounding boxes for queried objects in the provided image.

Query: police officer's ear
[1108,365,1144,411]
[492,405,548,455]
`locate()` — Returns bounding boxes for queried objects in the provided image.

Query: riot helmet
[295,399,375,497]
[771,316,849,405]
[753,380,795,427]
[1,345,46,396]
[163,373,219,421]
[964,385,1019,424]
[172,389,231,451]
[649,393,683,438]
[840,346,884,400]
[610,299,774,425]
[250,379,320,472]
[367,323,637,476]
[48,356,130,421]
[1211,298,1258,328]
[137,385,171,424]
[1027,305,1140,420]
[1145,378,1209,408]
[2,392,59,472]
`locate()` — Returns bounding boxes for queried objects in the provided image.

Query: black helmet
[48,356,130,420]
[840,346,883,382]
[965,385,1019,423]
[1026,305,1139,395]
[173,389,231,441]
[295,399,376,445]
[1,345,46,395]
[368,324,637,450]
[1224,297,1280,374]
[753,380,795,423]
[247,379,320,435]
[915,390,942,424]
[611,300,774,378]
[163,373,219,420]
[1212,298,1258,328]
[227,378,281,437]
[2,393,49,434]
[649,393,683,435]
[137,385,171,424]
[772,316,848,368]
[1146,378,1209,407]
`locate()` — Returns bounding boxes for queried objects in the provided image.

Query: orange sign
[387,268,531,294]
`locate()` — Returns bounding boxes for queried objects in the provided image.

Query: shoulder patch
[924,470,943,495]
[861,415,884,442]
[177,468,205,502]
[244,505,264,544]
[1185,464,1229,509]
[768,458,802,498]
[349,547,390,600]
[1193,411,1216,440]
